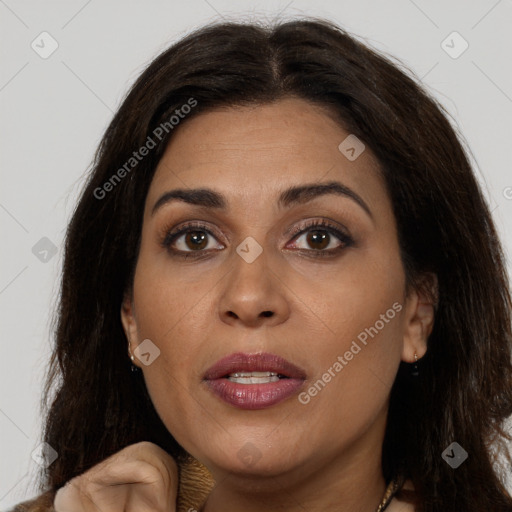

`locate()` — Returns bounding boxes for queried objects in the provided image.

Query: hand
[54,441,178,512]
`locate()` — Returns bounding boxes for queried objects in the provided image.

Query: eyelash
[159,219,354,260]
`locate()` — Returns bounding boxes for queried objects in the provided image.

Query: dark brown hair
[41,17,512,511]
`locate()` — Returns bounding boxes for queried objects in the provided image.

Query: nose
[218,248,290,329]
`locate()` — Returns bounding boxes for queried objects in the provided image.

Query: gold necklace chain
[197,478,400,512]
[375,479,400,512]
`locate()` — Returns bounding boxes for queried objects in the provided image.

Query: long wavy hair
[40,17,512,511]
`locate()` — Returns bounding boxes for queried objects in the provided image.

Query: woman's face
[122,97,429,482]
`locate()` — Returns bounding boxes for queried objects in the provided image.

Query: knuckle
[137,462,165,484]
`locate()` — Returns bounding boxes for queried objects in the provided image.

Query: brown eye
[162,222,225,257]
[170,228,221,253]
[286,219,354,257]
[162,219,352,260]
[183,230,208,251]
[305,230,331,250]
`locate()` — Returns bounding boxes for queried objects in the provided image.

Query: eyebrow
[151,181,373,219]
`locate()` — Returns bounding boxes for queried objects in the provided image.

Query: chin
[191,437,303,479]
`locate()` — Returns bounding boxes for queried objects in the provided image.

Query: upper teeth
[227,371,280,384]
[229,371,278,377]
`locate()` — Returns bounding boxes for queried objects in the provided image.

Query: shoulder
[387,479,418,512]
[387,500,416,512]
[5,490,55,512]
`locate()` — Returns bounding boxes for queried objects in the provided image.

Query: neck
[201,413,388,512]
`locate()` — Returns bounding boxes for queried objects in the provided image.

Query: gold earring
[128,346,139,372]
[412,352,419,377]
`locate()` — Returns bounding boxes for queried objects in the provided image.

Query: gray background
[1,0,511,508]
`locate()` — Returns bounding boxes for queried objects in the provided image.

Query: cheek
[131,238,214,349]
[297,248,405,418]
[295,311,403,451]
[132,275,209,384]
[130,252,224,426]
[310,248,405,357]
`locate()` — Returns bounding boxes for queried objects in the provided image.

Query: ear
[401,273,438,363]
[121,292,141,368]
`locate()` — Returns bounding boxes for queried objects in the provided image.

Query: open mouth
[226,371,289,384]
[203,352,305,410]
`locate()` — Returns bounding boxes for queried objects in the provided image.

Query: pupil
[307,230,329,250]
[186,231,207,250]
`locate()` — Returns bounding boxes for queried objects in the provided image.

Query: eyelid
[159,217,354,256]
[159,220,225,249]
[285,218,350,240]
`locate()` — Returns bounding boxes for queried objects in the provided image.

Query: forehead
[146,98,386,214]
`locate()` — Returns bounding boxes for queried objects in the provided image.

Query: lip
[203,352,306,410]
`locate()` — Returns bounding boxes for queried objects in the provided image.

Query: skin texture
[53,442,178,512]
[121,97,435,512]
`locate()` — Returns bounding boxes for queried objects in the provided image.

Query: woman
[11,17,512,512]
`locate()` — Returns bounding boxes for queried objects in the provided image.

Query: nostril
[261,311,273,318]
